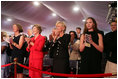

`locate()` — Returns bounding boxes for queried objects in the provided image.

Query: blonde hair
[32,24,42,34]
[1,31,7,38]
[55,21,66,32]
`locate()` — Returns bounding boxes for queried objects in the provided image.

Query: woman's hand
[53,29,60,42]
[30,42,34,46]
[55,30,60,37]
[85,34,93,44]
[88,35,94,44]
[52,32,56,39]
[9,37,14,44]
[25,37,34,46]
[25,37,31,44]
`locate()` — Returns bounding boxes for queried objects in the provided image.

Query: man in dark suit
[104,21,117,78]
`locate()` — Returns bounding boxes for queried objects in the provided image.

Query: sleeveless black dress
[80,31,102,74]
[11,35,25,73]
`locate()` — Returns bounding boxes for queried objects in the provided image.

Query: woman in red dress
[26,24,45,78]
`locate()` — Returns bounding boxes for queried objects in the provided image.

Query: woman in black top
[9,24,25,78]
[49,21,71,78]
[80,17,104,74]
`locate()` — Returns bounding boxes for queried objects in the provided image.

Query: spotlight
[73,6,79,12]
[82,19,86,22]
[33,1,40,6]
[52,13,56,16]
[7,18,12,21]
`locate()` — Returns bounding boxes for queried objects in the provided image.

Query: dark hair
[13,24,23,32]
[76,27,81,30]
[32,24,42,34]
[69,31,77,39]
[83,17,99,34]
[44,36,48,41]
[110,20,117,25]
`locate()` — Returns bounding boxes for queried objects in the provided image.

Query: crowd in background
[1,17,117,78]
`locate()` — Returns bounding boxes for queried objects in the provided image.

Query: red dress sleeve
[26,45,32,52]
[33,36,45,52]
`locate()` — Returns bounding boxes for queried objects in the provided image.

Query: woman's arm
[80,34,85,52]
[12,35,25,49]
[9,43,13,49]
[90,33,104,53]
[1,46,7,54]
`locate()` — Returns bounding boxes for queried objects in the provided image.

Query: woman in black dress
[9,24,25,78]
[49,21,71,78]
[80,17,104,74]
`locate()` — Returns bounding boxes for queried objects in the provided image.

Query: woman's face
[70,32,75,40]
[32,27,40,35]
[13,24,19,32]
[27,29,32,36]
[56,23,64,32]
[86,19,94,30]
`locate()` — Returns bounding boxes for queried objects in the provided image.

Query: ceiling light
[52,13,56,16]
[7,18,12,21]
[73,6,79,12]
[33,1,40,6]
[30,25,33,27]
[82,19,86,22]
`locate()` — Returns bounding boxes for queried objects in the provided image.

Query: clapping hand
[9,37,14,44]
[85,34,93,44]
[53,30,60,42]
[88,35,93,44]
[25,37,31,44]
